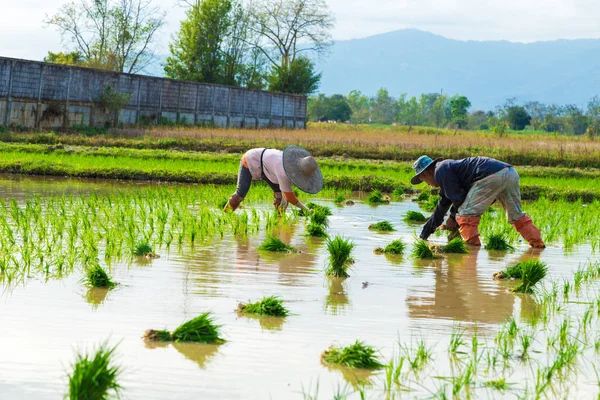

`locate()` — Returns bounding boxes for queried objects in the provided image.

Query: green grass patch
[325,236,355,278]
[67,341,122,400]
[84,264,117,288]
[258,235,298,253]
[321,340,384,369]
[368,221,396,232]
[237,296,289,317]
[441,238,469,254]
[485,233,515,251]
[374,239,406,255]
[403,210,427,223]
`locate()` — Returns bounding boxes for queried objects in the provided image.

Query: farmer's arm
[420,195,452,240]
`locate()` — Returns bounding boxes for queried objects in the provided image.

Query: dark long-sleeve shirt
[420,157,510,240]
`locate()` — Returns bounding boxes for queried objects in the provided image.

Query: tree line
[308,89,600,137]
[43,0,334,95]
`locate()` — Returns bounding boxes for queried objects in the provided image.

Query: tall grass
[67,341,122,400]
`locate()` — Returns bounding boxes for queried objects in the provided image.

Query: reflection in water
[406,248,541,324]
[325,278,350,315]
[84,287,110,309]
[172,342,221,369]
[143,341,221,369]
[321,362,375,389]
[238,313,286,332]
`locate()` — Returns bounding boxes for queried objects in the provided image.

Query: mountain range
[315,29,600,110]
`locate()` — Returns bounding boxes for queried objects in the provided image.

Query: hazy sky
[2,0,600,61]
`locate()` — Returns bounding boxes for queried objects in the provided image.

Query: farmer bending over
[410,155,545,248]
[224,146,323,213]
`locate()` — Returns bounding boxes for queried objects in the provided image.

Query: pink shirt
[243,148,293,193]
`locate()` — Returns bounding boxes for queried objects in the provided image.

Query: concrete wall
[0,56,307,129]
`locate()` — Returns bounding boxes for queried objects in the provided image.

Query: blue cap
[410,155,442,184]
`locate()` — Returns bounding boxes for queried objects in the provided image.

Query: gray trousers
[457,167,526,224]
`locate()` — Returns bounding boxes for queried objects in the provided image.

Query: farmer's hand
[439,216,459,231]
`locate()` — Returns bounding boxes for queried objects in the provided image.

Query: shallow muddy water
[0,175,598,399]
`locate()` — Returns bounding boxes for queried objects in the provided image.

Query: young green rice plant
[392,187,405,197]
[368,220,396,232]
[143,312,225,344]
[403,210,427,223]
[67,341,122,400]
[83,263,117,288]
[448,324,467,356]
[334,194,346,203]
[305,223,328,238]
[573,268,584,293]
[237,296,289,317]
[133,241,159,258]
[325,236,355,278]
[367,189,389,204]
[484,233,515,251]
[415,191,430,202]
[400,339,433,372]
[258,235,298,253]
[321,340,384,369]
[309,209,329,227]
[484,378,508,392]
[512,260,549,294]
[411,239,437,259]
[441,238,469,254]
[302,202,332,216]
[374,239,406,255]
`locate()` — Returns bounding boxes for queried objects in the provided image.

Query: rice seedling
[303,202,332,216]
[67,341,122,400]
[258,235,298,253]
[400,339,433,372]
[334,194,346,203]
[325,236,355,278]
[143,312,225,344]
[383,356,406,392]
[133,241,159,258]
[305,223,328,238]
[309,209,329,227]
[448,324,467,356]
[237,296,289,317]
[83,264,117,288]
[441,238,468,254]
[321,340,384,369]
[411,239,437,259]
[374,239,406,255]
[511,260,549,294]
[403,210,427,223]
[484,233,515,251]
[392,187,405,197]
[368,220,396,232]
[484,378,508,391]
[415,191,430,202]
[367,189,389,204]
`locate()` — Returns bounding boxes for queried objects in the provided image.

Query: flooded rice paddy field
[0,175,599,399]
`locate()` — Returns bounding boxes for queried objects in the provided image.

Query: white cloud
[1,0,600,62]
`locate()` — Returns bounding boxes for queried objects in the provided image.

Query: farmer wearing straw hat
[410,155,545,248]
[224,146,324,213]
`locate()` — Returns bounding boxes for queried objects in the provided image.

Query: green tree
[468,110,488,130]
[523,101,547,131]
[44,51,85,66]
[448,95,471,128]
[267,56,321,95]
[346,90,370,124]
[505,106,531,130]
[44,0,165,73]
[165,0,232,83]
[563,104,588,135]
[371,88,397,125]
[587,96,600,140]
[431,94,448,130]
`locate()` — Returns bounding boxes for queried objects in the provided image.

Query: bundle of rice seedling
[392,187,405,197]
[321,340,384,369]
[411,239,437,259]
[67,342,122,400]
[415,191,430,202]
[258,235,298,253]
[237,296,289,317]
[484,233,515,251]
[310,209,330,227]
[325,236,355,278]
[367,190,389,204]
[84,264,117,288]
[403,211,427,223]
[299,202,333,217]
[171,312,225,344]
[133,241,159,258]
[142,329,172,342]
[368,221,396,232]
[374,239,406,255]
[441,238,469,254]
[334,194,346,203]
[494,260,548,294]
[306,223,328,238]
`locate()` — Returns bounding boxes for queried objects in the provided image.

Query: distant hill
[315,29,600,110]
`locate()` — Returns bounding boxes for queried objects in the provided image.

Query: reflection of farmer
[410,156,545,248]
[224,146,324,213]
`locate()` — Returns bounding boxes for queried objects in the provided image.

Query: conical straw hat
[282,145,324,194]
